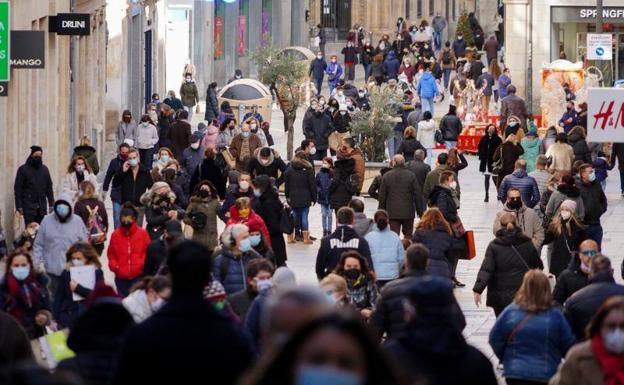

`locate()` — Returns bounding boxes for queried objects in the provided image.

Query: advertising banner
[0,2,9,81]
[587,88,624,142]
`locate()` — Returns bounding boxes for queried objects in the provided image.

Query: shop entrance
[320,0,352,40]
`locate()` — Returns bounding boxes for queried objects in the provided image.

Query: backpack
[86,205,106,245]
[442,51,452,65]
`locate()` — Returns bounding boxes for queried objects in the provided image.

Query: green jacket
[180,81,199,107]
[423,165,460,201]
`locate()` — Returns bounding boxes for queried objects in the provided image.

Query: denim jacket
[489,303,576,381]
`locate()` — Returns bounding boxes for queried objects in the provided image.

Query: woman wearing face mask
[108,204,151,297]
[551,296,624,385]
[73,181,108,255]
[545,175,585,223]
[240,312,402,385]
[248,223,275,263]
[341,41,358,82]
[190,147,228,200]
[135,114,160,169]
[493,133,524,189]
[333,251,378,319]
[141,182,185,240]
[72,135,100,176]
[60,156,99,205]
[0,250,52,338]
[489,270,575,385]
[183,181,220,253]
[213,224,261,295]
[52,242,104,328]
[319,273,349,307]
[246,117,268,146]
[360,40,375,82]
[284,151,317,244]
[253,175,288,267]
[477,124,502,202]
[122,275,171,323]
[316,157,334,237]
[473,213,543,316]
[325,55,343,95]
[544,200,587,277]
[161,162,189,208]
[332,104,352,134]
[117,110,137,147]
[179,72,199,120]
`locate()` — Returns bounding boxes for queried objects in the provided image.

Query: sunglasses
[579,250,598,257]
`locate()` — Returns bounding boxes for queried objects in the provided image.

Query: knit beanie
[560,199,577,213]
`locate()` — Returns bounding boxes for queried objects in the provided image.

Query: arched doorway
[320,0,352,40]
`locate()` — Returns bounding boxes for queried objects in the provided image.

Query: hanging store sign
[587,34,613,60]
[552,7,624,23]
[53,13,91,36]
[0,2,9,82]
[10,31,45,69]
[587,88,624,143]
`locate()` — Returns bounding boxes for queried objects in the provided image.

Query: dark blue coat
[53,268,104,329]
[309,58,327,80]
[383,51,401,80]
[103,156,124,203]
[315,168,332,206]
[213,247,261,294]
[497,170,540,209]
[412,227,456,278]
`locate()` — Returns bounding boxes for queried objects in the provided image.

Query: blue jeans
[388,131,402,157]
[329,83,336,96]
[320,204,332,233]
[113,200,122,229]
[433,31,442,51]
[363,63,372,82]
[292,207,310,232]
[314,77,323,96]
[421,97,434,116]
[445,141,457,149]
[620,169,624,193]
[443,68,452,89]
[586,223,604,249]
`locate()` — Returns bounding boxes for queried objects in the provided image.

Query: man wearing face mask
[180,132,205,186]
[228,259,275,320]
[14,146,55,226]
[242,104,264,124]
[32,193,88,298]
[179,72,199,121]
[213,224,261,295]
[558,102,578,134]
[229,124,263,172]
[303,106,333,161]
[493,188,544,250]
[578,164,607,247]
[452,33,466,57]
[564,256,624,340]
[309,51,327,96]
[142,220,185,277]
[552,239,598,306]
[247,147,287,187]
[497,160,540,209]
[356,89,370,111]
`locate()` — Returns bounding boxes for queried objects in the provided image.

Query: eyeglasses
[579,250,598,257]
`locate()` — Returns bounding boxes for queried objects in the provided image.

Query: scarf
[592,335,624,385]
[6,273,42,322]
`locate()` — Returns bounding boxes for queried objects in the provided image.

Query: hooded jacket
[568,128,591,163]
[473,227,543,310]
[493,205,544,250]
[429,185,458,223]
[497,169,540,209]
[423,165,460,201]
[545,184,585,221]
[417,71,439,98]
[329,158,357,209]
[365,224,404,281]
[213,246,261,294]
[412,226,458,278]
[383,51,401,79]
[246,147,288,187]
[520,137,541,173]
[14,157,55,219]
[578,179,607,225]
[284,157,317,208]
[32,196,88,276]
[315,225,372,280]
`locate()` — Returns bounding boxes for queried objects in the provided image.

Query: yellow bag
[13,210,25,236]
[221,148,236,170]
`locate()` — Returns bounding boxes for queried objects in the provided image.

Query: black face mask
[121,221,133,229]
[344,269,361,280]
[507,198,522,210]
[199,189,210,198]
[27,156,42,168]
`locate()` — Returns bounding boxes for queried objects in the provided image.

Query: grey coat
[117,121,137,146]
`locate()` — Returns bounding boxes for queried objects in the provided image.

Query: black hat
[165,220,183,237]
[438,153,448,164]
[30,145,43,155]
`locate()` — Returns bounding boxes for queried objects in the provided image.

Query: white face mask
[317,55,323,60]
[309,147,317,155]
[191,142,200,150]
[250,124,257,130]
[72,259,85,267]
[186,77,192,82]
[604,329,624,354]
[150,297,166,312]
[239,181,250,191]
[256,279,273,293]
[449,181,457,190]
[560,210,572,220]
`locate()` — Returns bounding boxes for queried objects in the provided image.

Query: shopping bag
[221,148,236,170]
[13,210,25,236]
[31,330,75,369]
[459,230,476,260]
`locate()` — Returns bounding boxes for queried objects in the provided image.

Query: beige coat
[493,205,544,250]
[546,142,575,175]
[549,340,604,385]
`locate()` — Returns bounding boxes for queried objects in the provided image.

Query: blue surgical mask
[241,131,251,139]
[589,172,596,182]
[160,155,170,163]
[295,366,362,385]
[249,234,262,247]
[55,204,71,218]
[239,238,252,252]
[128,159,139,167]
[253,189,262,198]
[12,266,30,281]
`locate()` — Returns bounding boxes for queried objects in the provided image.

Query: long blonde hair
[514,270,552,312]
[549,206,585,236]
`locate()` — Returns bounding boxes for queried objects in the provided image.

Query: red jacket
[226,206,271,247]
[107,223,150,280]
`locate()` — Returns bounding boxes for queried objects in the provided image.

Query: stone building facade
[0,0,107,237]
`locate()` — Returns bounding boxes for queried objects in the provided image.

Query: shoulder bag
[510,245,531,271]
[491,145,504,175]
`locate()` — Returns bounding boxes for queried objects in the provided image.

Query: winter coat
[344,148,365,192]
[204,87,219,121]
[578,179,607,225]
[417,72,439,98]
[545,186,585,221]
[452,38,466,57]
[592,157,614,182]
[190,158,228,200]
[218,185,259,221]
[72,146,100,175]
[103,157,124,203]
[246,148,288,186]
[226,206,271,248]
[14,159,55,220]
[544,221,587,277]
[520,137,542,173]
[228,289,256,320]
[549,340,604,385]
[341,46,359,64]
[423,165,460,200]
[213,247,261,294]
[429,185,458,223]
[500,94,529,131]
[74,198,109,241]
[332,111,351,133]
[559,110,578,133]
[142,239,167,277]
[53,268,104,328]
[122,289,156,323]
[329,158,356,209]
[112,165,154,206]
[416,120,436,149]
[284,157,316,208]
[378,164,421,219]
[143,193,185,240]
[478,133,503,173]
[564,274,624,340]
[529,169,551,197]
[498,74,511,99]
[179,81,199,107]
[412,226,457,278]
[168,120,192,160]
[397,137,425,161]
[439,113,463,141]
[497,170,540,209]
[180,146,204,180]
[32,210,88,277]
[107,223,150,280]
[371,60,386,79]
[344,274,377,312]
[315,168,332,205]
[309,58,327,79]
[134,122,159,150]
[470,60,485,82]
[360,45,374,65]
[117,120,137,146]
[553,255,589,305]
[493,142,524,185]
[476,73,494,96]
[157,115,174,149]
[229,133,263,171]
[490,303,576,382]
[112,292,253,385]
[493,205,544,250]
[0,311,34,367]
[383,51,401,80]
[183,197,219,251]
[303,112,334,151]
[60,171,99,205]
[568,129,592,163]
[546,142,575,174]
[315,225,372,280]
[0,273,50,339]
[325,62,343,86]
[365,225,404,281]
[473,228,543,310]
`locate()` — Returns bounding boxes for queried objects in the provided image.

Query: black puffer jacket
[397,138,425,162]
[578,179,607,225]
[303,112,334,151]
[473,227,543,310]
[284,157,317,208]
[568,128,592,163]
[552,255,589,306]
[329,158,356,209]
[315,225,371,280]
[429,185,458,223]
[246,148,288,187]
[439,113,463,141]
[544,220,586,277]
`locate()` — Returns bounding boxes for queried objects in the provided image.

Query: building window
[417,0,422,17]
[429,0,434,16]
[452,0,456,20]
[405,0,410,19]
[445,0,450,20]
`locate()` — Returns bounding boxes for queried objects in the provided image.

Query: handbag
[280,205,295,234]
[221,148,236,170]
[459,230,476,260]
[491,145,504,175]
[434,129,444,144]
